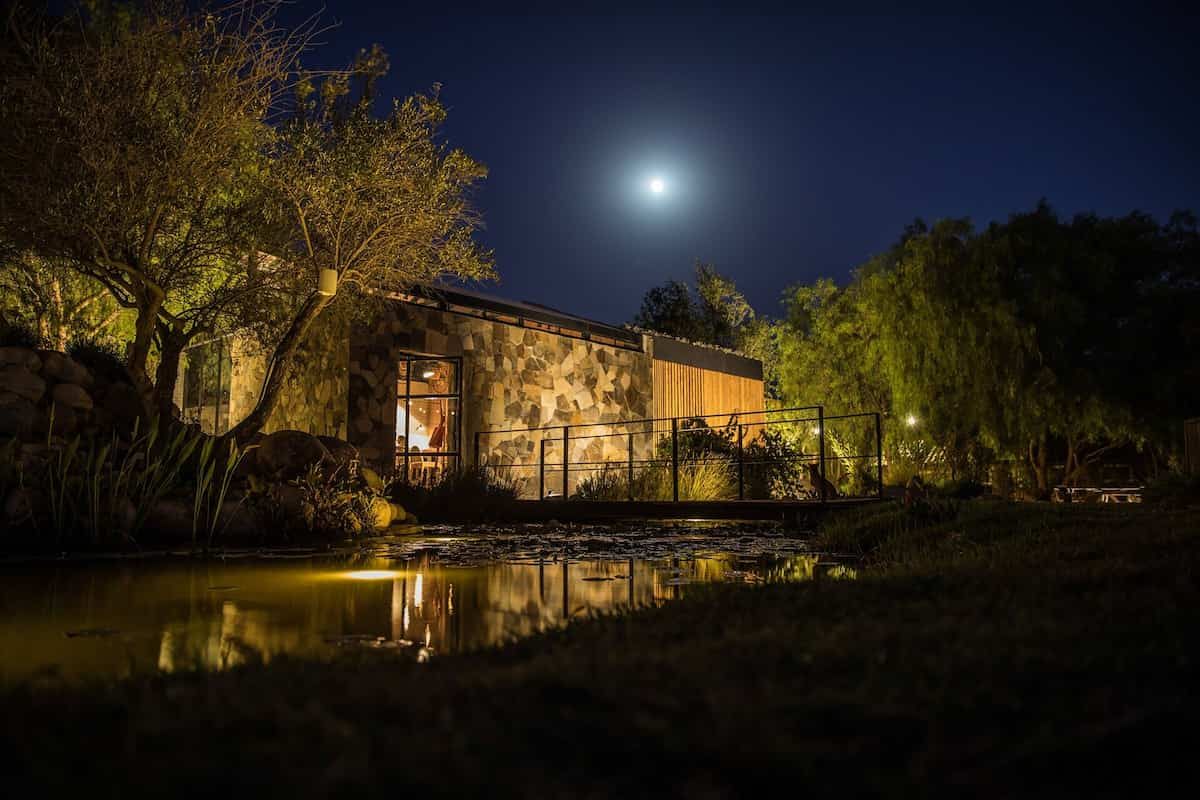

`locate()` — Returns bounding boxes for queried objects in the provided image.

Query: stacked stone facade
[348,302,654,495]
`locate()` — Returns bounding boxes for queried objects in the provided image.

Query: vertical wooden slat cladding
[652,359,764,422]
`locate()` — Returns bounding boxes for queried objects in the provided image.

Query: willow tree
[226,54,494,441]
[0,0,309,406]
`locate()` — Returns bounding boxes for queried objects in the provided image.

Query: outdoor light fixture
[317,268,338,296]
[810,426,821,435]
[906,414,918,428]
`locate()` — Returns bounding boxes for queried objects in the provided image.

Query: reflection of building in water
[156,599,306,674]
[0,552,813,683]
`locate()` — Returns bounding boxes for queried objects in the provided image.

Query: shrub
[292,462,374,539]
[1143,471,1200,508]
[0,321,41,348]
[66,337,128,383]
[390,465,521,522]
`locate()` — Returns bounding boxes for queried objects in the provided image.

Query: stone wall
[182,313,349,439]
[348,302,655,496]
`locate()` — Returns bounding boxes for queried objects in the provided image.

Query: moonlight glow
[649,177,665,194]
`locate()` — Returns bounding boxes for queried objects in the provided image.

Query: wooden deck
[505,496,882,523]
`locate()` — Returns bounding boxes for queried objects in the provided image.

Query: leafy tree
[0,251,130,350]
[0,0,309,410]
[633,261,756,349]
[226,52,493,441]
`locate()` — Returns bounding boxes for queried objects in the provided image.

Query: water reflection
[0,551,817,683]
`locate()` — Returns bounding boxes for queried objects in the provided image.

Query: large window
[181,338,231,435]
[396,357,461,483]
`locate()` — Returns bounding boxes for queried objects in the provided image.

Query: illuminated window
[396,356,462,483]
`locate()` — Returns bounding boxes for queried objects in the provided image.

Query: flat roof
[395,284,644,349]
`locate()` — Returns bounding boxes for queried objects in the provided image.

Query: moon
[649,177,665,194]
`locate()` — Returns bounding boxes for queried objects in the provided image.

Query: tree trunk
[225,292,334,444]
[50,277,67,351]
[128,296,163,397]
[1028,432,1049,491]
[154,326,190,423]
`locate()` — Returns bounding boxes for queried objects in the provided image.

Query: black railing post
[539,437,546,501]
[627,432,635,502]
[671,418,680,502]
[737,423,745,500]
[562,425,570,499]
[875,412,884,500]
[817,406,827,505]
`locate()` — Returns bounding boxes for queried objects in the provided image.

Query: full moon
[649,177,665,193]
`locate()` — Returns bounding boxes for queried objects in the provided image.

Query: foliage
[227,51,494,441]
[1142,471,1200,508]
[0,320,40,348]
[0,1,306,403]
[66,337,129,384]
[632,261,759,352]
[190,438,247,549]
[5,417,203,548]
[777,204,1200,490]
[390,465,520,522]
[0,252,129,351]
[291,462,375,539]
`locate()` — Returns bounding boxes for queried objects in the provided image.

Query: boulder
[318,436,360,475]
[39,351,93,387]
[0,397,37,438]
[256,429,330,481]
[35,404,77,437]
[3,486,40,526]
[102,382,145,436]
[368,495,393,529]
[0,346,41,372]
[0,365,46,404]
[51,382,94,411]
[144,497,192,537]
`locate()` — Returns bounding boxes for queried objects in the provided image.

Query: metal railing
[475,406,884,503]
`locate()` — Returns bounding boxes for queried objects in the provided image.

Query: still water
[0,531,814,684]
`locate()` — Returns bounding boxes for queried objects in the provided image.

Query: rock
[3,487,40,526]
[144,498,192,536]
[318,436,360,475]
[35,404,77,437]
[0,365,46,403]
[102,382,145,436]
[51,382,94,411]
[0,397,37,438]
[368,496,392,529]
[0,346,41,372]
[38,351,93,387]
[256,429,330,481]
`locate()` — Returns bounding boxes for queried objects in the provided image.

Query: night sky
[304,2,1199,326]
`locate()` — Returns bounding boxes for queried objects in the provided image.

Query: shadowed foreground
[3,502,1198,797]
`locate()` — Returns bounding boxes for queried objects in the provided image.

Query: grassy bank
[3,501,1198,797]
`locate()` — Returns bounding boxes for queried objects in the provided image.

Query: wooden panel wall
[652,359,764,422]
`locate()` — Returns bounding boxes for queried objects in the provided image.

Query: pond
[0,523,819,684]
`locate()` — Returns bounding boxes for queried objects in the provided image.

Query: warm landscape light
[905,414,918,427]
[344,570,399,580]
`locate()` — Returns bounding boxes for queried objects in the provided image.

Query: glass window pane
[409,360,458,395]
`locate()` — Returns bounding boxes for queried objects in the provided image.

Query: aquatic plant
[191,437,247,549]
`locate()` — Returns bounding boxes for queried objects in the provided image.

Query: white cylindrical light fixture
[317,268,338,296]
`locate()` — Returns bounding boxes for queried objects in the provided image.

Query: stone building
[177,286,763,496]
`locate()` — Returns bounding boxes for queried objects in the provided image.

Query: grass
[3,501,1199,797]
